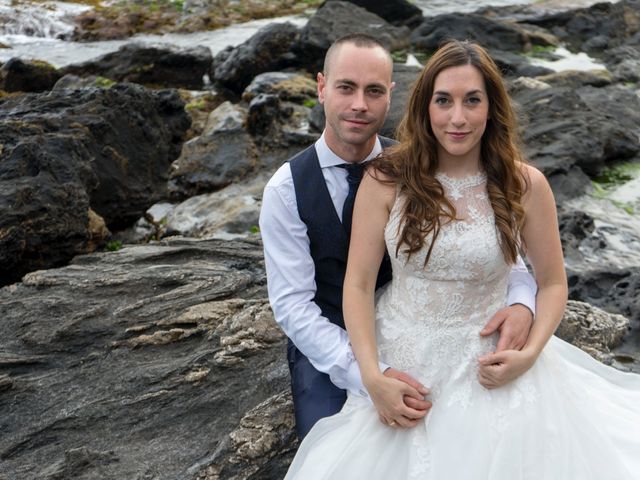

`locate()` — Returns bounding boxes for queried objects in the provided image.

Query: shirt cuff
[507,283,536,316]
[343,359,389,399]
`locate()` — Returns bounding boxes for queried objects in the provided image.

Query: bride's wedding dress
[285,172,640,479]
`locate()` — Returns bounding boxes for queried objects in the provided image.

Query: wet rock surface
[0,84,190,285]
[0,238,289,480]
[63,43,213,89]
[0,58,61,93]
[212,22,300,95]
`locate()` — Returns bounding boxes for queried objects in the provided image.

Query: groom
[259,33,537,439]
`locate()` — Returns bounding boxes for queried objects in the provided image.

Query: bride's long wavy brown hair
[372,40,528,265]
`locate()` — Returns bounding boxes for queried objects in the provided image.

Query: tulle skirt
[285,336,640,479]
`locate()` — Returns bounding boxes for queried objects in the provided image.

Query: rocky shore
[1,0,639,478]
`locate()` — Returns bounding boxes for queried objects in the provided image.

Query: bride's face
[428,64,489,166]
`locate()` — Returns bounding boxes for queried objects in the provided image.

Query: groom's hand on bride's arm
[479,304,533,352]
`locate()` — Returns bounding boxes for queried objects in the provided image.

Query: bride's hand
[365,373,429,428]
[477,349,537,389]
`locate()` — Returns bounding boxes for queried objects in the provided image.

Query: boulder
[511,83,640,195]
[242,72,317,104]
[294,1,410,73]
[0,58,61,93]
[568,267,640,324]
[488,49,553,77]
[62,43,213,89]
[523,0,640,55]
[0,237,292,480]
[212,22,300,95]
[380,63,421,139]
[330,0,423,27]
[0,84,190,284]
[168,129,259,199]
[411,13,529,53]
[556,300,630,364]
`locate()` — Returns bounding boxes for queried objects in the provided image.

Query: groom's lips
[343,116,372,127]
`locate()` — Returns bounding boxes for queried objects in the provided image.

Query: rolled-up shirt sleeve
[259,165,376,397]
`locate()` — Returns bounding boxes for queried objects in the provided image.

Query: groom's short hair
[322,33,392,77]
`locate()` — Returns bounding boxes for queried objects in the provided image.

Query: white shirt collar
[315,132,383,168]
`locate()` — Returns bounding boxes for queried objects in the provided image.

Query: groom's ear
[317,72,326,104]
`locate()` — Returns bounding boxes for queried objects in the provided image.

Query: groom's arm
[259,165,384,398]
[480,255,537,351]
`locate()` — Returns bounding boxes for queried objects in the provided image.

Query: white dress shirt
[259,133,537,398]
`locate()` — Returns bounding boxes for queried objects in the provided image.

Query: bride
[284,40,640,479]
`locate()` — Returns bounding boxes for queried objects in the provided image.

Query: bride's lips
[446,131,471,140]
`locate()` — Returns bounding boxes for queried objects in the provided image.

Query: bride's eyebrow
[433,89,485,96]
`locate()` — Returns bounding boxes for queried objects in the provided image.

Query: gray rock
[0,58,61,93]
[488,49,553,77]
[195,390,296,479]
[246,93,319,149]
[329,0,423,27]
[242,72,317,104]
[556,300,630,364]
[169,129,259,200]
[62,42,213,89]
[0,237,289,480]
[411,13,529,53]
[525,0,640,54]
[380,63,421,139]
[0,84,190,285]
[212,23,300,95]
[52,74,116,91]
[535,69,613,88]
[294,1,410,73]
[512,83,640,192]
[568,267,640,324]
[205,101,247,135]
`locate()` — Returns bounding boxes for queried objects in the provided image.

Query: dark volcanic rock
[411,13,529,53]
[0,84,190,284]
[568,267,640,324]
[0,58,61,93]
[489,49,553,78]
[62,43,213,89]
[523,0,640,55]
[212,22,300,95]
[169,129,259,199]
[511,82,640,199]
[331,0,423,27]
[556,300,630,364]
[0,237,294,480]
[294,1,410,73]
[380,63,421,138]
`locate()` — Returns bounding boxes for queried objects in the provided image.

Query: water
[0,0,612,68]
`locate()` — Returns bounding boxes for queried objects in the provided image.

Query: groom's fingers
[404,395,432,412]
[480,309,507,336]
[384,368,430,396]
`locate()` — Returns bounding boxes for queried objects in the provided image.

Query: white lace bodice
[376,172,512,401]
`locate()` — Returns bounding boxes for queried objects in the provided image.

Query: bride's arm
[344,171,428,427]
[478,165,568,388]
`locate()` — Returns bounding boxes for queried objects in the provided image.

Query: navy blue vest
[290,137,396,329]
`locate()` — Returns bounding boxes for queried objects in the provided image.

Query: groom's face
[317,43,394,161]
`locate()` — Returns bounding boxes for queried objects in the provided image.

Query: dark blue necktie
[338,162,366,237]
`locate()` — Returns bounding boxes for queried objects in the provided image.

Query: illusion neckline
[435,171,487,190]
